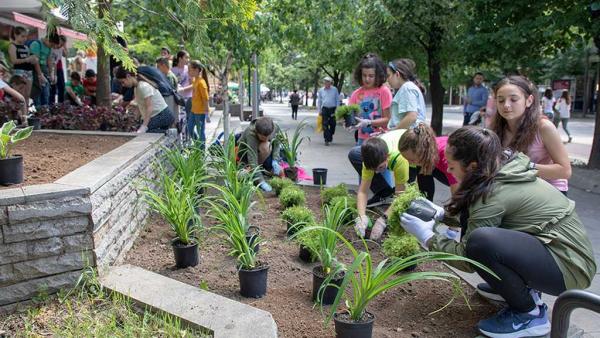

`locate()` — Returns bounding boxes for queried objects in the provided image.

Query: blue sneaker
[478,304,550,338]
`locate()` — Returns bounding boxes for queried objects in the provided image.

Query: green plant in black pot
[334,104,360,128]
[295,228,319,263]
[277,120,309,182]
[281,205,315,236]
[0,121,33,185]
[270,176,294,196]
[141,173,202,269]
[330,195,357,224]
[382,234,420,271]
[162,140,209,197]
[279,186,306,209]
[321,183,349,206]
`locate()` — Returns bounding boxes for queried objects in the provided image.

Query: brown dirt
[1,133,131,189]
[125,187,499,338]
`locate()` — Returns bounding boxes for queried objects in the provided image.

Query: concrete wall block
[8,196,92,223]
[3,216,89,243]
[0,264,14,287]
[63,233,93,253]
[0,242,27,265]
[28,237,63,258]
[12,251,92,281]
[0,270,81,306]
[0,206,7,226]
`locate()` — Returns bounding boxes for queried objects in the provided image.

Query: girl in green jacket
[400,126,596,338]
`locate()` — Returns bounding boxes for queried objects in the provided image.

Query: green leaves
[0,121,33,159]
[277,120,309,168]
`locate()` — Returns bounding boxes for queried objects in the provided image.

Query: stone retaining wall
[0,131,175,313]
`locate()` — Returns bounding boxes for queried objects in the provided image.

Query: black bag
[137,66,185,106]
[173,92,186,106]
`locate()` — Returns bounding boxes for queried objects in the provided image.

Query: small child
[65,72,85,106]
[83,69,97,105]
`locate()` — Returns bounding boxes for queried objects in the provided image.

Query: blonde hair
[398,123,438,175]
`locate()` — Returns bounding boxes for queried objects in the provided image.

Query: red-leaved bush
[35,104,140,132]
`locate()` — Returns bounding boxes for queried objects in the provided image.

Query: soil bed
[2,133,131,189]
[125,187,498,338]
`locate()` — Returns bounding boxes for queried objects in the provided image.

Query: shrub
[334,104,360,121]
[330,195,357,223]
[295,229,319,260]
[387,183,424,236]
[382,234,421,259]
[321,183,349,206]
[279,186,306,209]
[281,206,315,234]
[270,177,294,196]
[35,104,139,132]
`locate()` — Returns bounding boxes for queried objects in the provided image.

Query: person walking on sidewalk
[491,75,571,195]
[463,72,488,126]
[349,129,409,240]
[289,89,301,120]
[317,76,339,146]
[556,90,572,143]
[399,126,596,338]
[348,53,392,145]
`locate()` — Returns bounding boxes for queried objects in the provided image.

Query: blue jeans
[348,145,395,195]
[34,70,51,107]
[188,113,206,149]
[185,98,194,139]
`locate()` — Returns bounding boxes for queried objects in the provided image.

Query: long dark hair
[492,75,540,153]
[398,123,438,175]
[173,50,189,68]
[388,58,426,94]
[560,90,571,105]
[189,60,210,92]
[10,26,27,41]
[353,53,387,88]
[446,127,504,216]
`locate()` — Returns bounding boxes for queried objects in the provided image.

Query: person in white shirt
[555,90,572,143]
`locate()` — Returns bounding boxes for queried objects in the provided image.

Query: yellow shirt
[191,77,209,114]
[361,130,409,185]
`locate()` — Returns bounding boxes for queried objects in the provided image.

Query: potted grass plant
[0,121,33,185]
[141,173,202,268]
[320,236,498,338]
[290,202,353,305]
[162,140,209,197]
[277,120,309,182]
[334,104,360,128]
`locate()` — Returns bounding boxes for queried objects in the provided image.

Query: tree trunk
[312,70,319,107]
[427,50,444,135]
[304,84,309,106]
[96,0,112,108]
[588,36,600,169]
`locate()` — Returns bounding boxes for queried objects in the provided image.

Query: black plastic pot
[312,266,345,305]
[299,245,316,263]
[0,155,24,186]
[334,311,375,338]
[238,263,269,298]
[312,168,328,186]
[171,239,199,268]
[343,114,357,128]
[284,167,299,182]
[246,225,260,253]
[406,199,437,222]
[27,117,41,130]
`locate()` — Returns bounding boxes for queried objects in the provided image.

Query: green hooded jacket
[429,153,596,290]
[238,119,281,184]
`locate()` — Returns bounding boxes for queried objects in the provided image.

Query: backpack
[137,66,185,106]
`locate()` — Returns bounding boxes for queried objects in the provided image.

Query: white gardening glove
[370,217,387,240]
[259,181,272,192]
[354,215,369,238]
[136,125,148,133]
[354,117,371,129]
[400,213,435,248]
[413,197,445,221]
[271,160,282,176]
[445,228,460,241]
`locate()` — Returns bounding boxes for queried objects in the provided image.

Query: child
[398,123,459,200]
[83,69,97,105]
[8,26,45,115]
[492,75,570,195]
[349,129,409,240]
[386,58,427,129]
[65,72,85,106]
[0,61,27,124]
[188,60,209,148]
[348,53,393,145]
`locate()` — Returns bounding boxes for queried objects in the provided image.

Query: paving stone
[101,265,277,338]
[3,216,89,243]
[0,188,25,206]
[0,270,81,305]
[22,184,90,203]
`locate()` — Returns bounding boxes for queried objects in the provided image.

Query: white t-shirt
[135,81,168,118]
[541,96,555,113]
[556,98,570,119]
[0,79,7,90]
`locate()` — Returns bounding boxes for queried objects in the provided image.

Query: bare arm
[142,95,153,126]
[371,107,391,128]
[357,179,371,217]
[535,119,571,180]
[65,87,82,105]
[394,111,418,129]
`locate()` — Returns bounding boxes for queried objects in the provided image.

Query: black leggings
[466,227,566,312]
[408,166,450,201]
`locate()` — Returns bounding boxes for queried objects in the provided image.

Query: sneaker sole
[476,288,506,303]
[479,322,550,338]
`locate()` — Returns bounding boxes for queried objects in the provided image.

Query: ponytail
[398,123,438,175]
[388,58,426,94]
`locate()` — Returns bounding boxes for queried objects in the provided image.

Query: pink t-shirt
[348,86,393,140]
[527,131,568,192]
[435,136,457,185]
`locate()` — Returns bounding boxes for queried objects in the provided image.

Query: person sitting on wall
[238,116,284,192]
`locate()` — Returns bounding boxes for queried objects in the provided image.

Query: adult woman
[556,90,572,143]
[115,67,174,133]
[491,75,571,195]
[400,126,595,338]
[172,51,193,138]
[385,58,427,129]
[541,88,555,120]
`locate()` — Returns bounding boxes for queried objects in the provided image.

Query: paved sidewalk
[211,103,600,336]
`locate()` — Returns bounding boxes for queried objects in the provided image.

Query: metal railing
[551,289,600,338]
